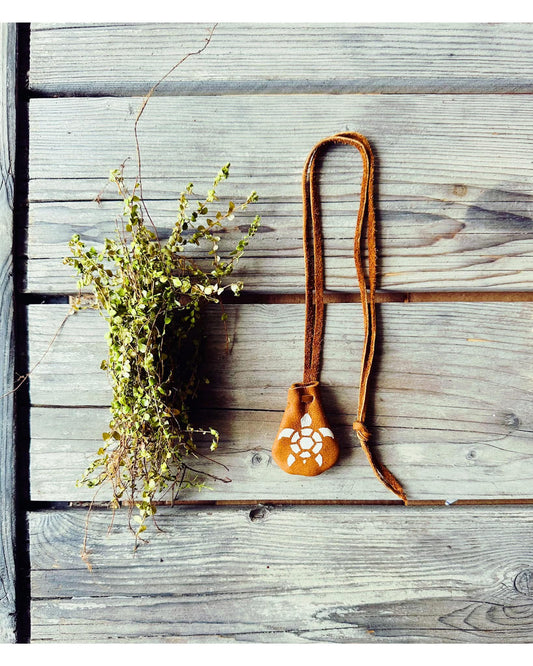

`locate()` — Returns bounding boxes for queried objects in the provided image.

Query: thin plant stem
[133,24,218,235]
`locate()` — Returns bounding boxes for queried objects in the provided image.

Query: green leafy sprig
[65,163,259,542]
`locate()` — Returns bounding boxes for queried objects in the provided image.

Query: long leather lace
[302,132,406,502]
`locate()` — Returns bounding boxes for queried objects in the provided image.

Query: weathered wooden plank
[27,95,533,291]
[28,303,533,501]
[29,505,533,642]
[0,23,17,644]
[29,95,533,200]
[29,23,533,95]
[27,196,533,294]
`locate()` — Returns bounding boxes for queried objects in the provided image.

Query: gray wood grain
[27,94,533,292]
[25,22,533,645]
[28,303,533,501]
[29,505,533,642]
[27,195,533,294]
[28,23,533,95]
[0,23,17,644]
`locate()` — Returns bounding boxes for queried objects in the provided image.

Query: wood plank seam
[19,290,533,304]
[25,498,533,509]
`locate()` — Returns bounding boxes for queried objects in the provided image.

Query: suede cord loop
[302,132,407,503]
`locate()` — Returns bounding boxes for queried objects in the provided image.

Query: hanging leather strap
[302,131,406,502]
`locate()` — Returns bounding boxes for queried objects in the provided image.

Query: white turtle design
[277,413,334,468]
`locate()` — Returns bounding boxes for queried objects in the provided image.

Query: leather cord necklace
[272,132,407,503]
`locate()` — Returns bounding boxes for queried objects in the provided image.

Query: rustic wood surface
[29,505,533,642]
[27,94,533,292]
[0,23,17,644]
[28,23,533,95]
[28,302,533,501]
[21,22,533,643]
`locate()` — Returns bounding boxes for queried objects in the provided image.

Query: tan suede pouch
[272,381,339,476]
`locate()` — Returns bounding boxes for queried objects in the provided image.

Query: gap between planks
[25,90,533,99]
[27,498,533,511]
[17,290,533,305]
[221,291,533,304]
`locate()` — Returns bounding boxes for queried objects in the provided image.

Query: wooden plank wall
[23,23,533,642]
[0,23,17,644]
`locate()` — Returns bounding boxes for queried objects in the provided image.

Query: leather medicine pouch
[271,132,407,503]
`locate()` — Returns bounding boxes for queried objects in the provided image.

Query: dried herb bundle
[65,163,259,541]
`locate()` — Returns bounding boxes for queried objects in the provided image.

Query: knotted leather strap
[302,132,406,502]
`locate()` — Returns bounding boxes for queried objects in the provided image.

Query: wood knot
[503,412,521,430]
[248,505,271,523]
[514,569,533,596]
[453,184,468,197]
[353,421,371,443]
[251,452,264,466]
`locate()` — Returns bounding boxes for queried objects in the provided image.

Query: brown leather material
[272,132,407,501]
[272,381,339,476]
